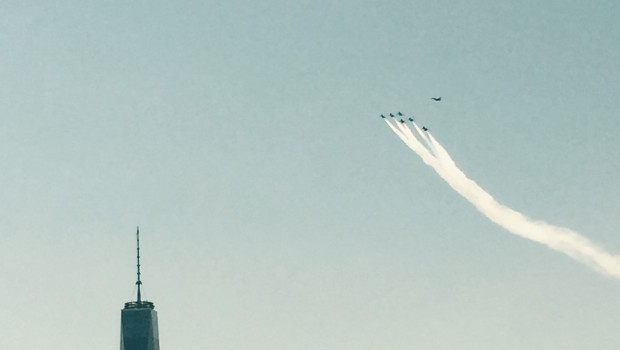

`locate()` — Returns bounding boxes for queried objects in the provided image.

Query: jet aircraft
[422,126,429,131]
[389,113,395,117]
[398,112,403,116]
[399,119,405,123]
[408,118,414,122]
[380,114,386,118]
[431,97,441,101]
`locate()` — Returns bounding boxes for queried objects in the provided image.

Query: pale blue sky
[1,1,619,349]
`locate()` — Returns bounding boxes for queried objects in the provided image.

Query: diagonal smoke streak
[385,118,620,279]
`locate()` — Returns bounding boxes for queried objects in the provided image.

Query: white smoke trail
[386,118,620,279]
[385,120,437,167]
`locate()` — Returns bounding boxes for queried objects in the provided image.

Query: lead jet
[380,114,386,118]
[422,126,429,131]
[431,97,441,101]
[397,112,403,116]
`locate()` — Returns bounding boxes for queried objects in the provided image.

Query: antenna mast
[124,226,154,309]
[136,226,142,304]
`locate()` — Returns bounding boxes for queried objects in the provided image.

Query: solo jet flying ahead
[422,126,429,131]
[431,97,441,101]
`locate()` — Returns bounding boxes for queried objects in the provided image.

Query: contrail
[385,117,620,279]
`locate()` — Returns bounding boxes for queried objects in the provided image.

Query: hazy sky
[1,1,619,349]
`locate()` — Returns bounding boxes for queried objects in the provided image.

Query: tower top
[125,226,154,309]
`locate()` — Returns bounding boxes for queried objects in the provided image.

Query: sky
[1,1,619,349]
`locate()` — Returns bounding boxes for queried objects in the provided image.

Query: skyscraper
[120,227,160,350]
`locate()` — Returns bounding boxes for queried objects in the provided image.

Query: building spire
[136,226,142,304]
[124,226,154,310]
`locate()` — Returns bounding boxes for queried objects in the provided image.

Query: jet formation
[380,111,429,132]
[382,98,438,130]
